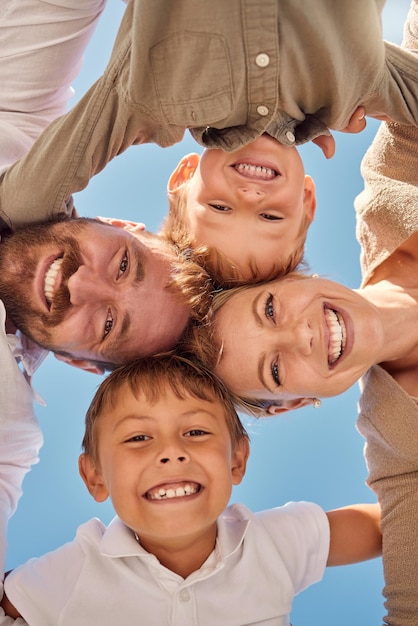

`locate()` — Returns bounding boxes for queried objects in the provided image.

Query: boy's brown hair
[82,353,249,461]
[160,182,310,288]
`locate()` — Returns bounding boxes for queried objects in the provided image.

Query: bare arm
[326,503,381,567]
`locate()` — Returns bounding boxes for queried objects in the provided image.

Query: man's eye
[118,251,128,277]
[209,204,231,212]
[271,361,281,387]
[264,293,275,321]
[185,429,208,437]
[260,213,282,221]
[103,309,113,339]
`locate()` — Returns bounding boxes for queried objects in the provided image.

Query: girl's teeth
[234,163,277,180]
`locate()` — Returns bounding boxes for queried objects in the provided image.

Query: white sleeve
[0,0,108,172]
[0,301,43,578]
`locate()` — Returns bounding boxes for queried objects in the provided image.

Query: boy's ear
[54,353,105,376]
[265,397,315,416]
[96,216,146,234]
[231,437,250,485]
[79,453,109,503]
[167,153,200,193]
[303,175,316,222]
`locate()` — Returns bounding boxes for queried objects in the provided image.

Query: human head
[0,217,194,372]
[79,354,249,556]
[163,135,316,286]
[181,274,384,414]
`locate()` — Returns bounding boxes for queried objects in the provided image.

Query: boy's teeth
[234,163,277,180]
[325,308,346,365]
[44,257,63,304]
[147,482,199,500]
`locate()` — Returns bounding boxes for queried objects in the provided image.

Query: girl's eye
[260,213,282,221]
[264,293,275,322]
[271,361,281,387]
[209,204,231,212]
[118,251,128,277]
[185,429,208,437]
[103,308,113,339]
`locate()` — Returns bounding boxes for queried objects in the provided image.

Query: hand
[341,106,367,134]
[312,133,336,159]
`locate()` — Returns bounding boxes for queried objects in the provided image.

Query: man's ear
[54,352,105,375]
[303,175,317,222]
[79,453,109,502]
[231,436,250,485]
[96,216,146,234]
[265,397,316,416]
[167,153,200,193]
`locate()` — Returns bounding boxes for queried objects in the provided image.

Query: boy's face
[80,386,248,555]
[170,135,316,281]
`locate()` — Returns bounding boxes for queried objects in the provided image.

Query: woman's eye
[118,251,128,277]
[185,429,208,437]
[271,361,281,387]
[103,308,113,339]
[265,293,275,321]
[209,204,231,212]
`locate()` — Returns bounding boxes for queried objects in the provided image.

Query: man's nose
[67,265,114,306]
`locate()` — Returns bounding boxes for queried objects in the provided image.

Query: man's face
[0,219,190,365]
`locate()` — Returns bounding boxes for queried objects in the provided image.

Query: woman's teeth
[233,163,277,180]
[44,257,63,304]
[146,483,199,500]
[325,308,346,365]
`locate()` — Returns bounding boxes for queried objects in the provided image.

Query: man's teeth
[234,162,277,180]
[147,483,199,500]
[325,308,346,365]
[44,257,63,304]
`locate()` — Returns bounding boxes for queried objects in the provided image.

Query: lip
[36,252,63,312]
[323,303,353,369]
[143,479,202,502]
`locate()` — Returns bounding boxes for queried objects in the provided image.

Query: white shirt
[0,0,108,175]
[4,502,329,625]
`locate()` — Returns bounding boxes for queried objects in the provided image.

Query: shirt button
[257,105,269,117]
[179,589,191,602]
[285,130,295,143]
[255,53,270,67]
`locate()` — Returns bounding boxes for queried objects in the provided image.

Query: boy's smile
[81,385,248,574]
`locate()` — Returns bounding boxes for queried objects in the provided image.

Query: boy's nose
[160,455,187,464]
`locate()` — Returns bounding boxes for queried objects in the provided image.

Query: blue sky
[6,1,412,624]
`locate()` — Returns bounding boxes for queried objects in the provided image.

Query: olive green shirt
[2,0,418,231]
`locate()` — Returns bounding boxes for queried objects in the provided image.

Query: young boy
[0,354,381,625]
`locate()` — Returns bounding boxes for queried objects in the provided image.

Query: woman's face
[213,277,384,402]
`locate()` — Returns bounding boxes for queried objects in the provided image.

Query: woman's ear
[167,153,200,193]
[265,397,317,415]
[79,453,109,503]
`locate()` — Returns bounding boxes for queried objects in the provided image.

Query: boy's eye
[209,204,231,212]
[260,213,282,221]
[126,434,151,442]
[271,361,281,387]
[103,308,113,339]
[264,293,275,322]
[118,251,128,278]
[185,429,209,437]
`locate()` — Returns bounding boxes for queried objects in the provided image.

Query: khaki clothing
[2,0,418,231]
[355,3,418,623]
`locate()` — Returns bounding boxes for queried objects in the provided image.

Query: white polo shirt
[4,501,329,625]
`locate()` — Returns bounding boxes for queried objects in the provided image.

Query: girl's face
[213,277,384,403]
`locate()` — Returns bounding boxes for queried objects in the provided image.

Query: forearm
[326,503,381,567]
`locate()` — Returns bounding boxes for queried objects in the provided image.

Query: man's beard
[0,220,84,349]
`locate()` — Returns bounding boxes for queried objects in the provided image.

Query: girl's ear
[79,453,109,503]
[303,175,317,222]
[265,397,317,415]
[167,153,200,193]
